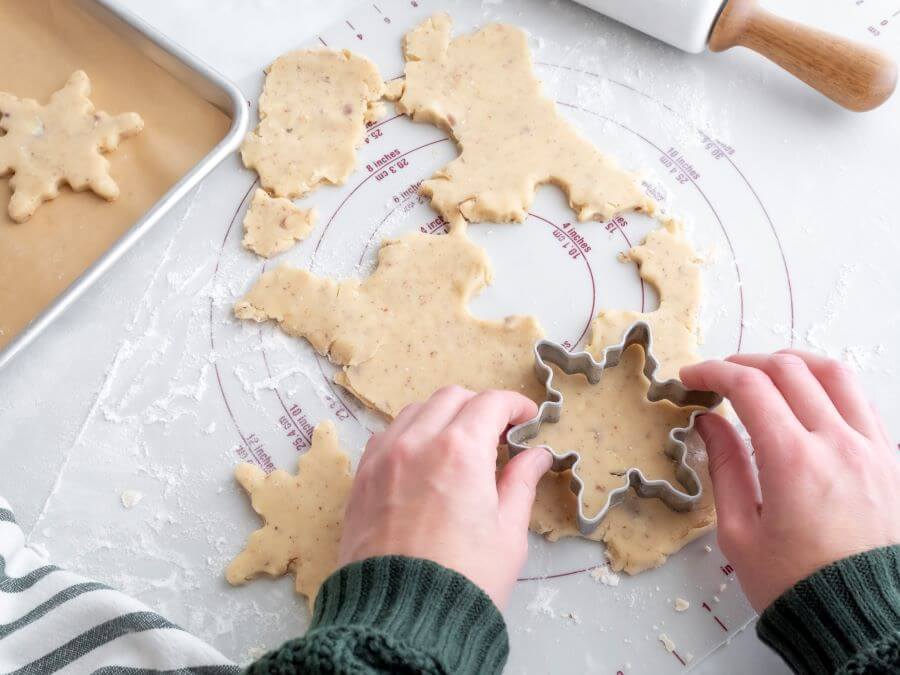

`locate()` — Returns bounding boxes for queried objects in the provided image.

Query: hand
[681,350,900,612]
[339,386,553,609]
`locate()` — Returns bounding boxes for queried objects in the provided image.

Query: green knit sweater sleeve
[246,555,508,675]
[757,545,900,674]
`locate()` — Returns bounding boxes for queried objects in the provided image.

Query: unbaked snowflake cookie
[227,420,352,610]
[0,70,144,222]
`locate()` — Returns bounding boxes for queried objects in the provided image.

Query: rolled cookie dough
[235,231,545,417]
[530,218,716,573]
[530,344,701,520]
[242,188,316,258]
[227,420,352,610]
[393,14,653,230]
[588,217,704,380]
[241,49,384,199]
[0,70,143,222]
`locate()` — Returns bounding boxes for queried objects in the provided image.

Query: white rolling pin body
[570,0,725,53]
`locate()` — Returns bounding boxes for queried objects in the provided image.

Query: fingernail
[535,447,554,472]
[694,413,713,435]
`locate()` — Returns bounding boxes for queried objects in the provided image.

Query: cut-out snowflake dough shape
[0,70,144,222]
[227,420,352,610]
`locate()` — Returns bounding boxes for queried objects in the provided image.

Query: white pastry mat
[23,0,900,672]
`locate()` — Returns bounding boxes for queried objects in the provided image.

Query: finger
[362,402,424,465]
[400,385,476,443]
[448,390,539,459]
[779,349,883,440]
[870,402,894,451]
[694,414,760,528]
[680,359,806,472]
[726,353,839,431]
[497,447,553,533]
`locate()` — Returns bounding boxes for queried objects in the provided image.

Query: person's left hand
[339,386,553,609]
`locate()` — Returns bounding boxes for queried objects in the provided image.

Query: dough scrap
[530,219,716,573]
[241,49,384,199]
[0,70,144,222]
[242,188,316,258]
[588,217,704,380]
[227,420,352,610]
[235,231,545,417]
[393,14,653,230]
[530,344,701,520]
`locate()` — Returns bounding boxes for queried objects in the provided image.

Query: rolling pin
[571,0,897,111]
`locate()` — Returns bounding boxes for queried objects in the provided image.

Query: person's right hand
[680,350,900,612]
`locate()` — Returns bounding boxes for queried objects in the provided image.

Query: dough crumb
[719,582,727,592]
[674,597,690,612]
[704,544,713,553]
[590,565,621,587]
[658,633,676,652]
[712,595,720,603]
[120,489,143,509]
[559,610,582,624]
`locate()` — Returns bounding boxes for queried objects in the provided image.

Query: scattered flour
[590,565,620,587]
[527,586,559,618]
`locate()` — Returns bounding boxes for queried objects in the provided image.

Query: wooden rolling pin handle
[709,0,898,111]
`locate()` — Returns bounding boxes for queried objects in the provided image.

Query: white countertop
[2,0,899,672]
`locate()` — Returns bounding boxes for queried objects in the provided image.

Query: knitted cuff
[757,545,900,675]
[310,555,509,674]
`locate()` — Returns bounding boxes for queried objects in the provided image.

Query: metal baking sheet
[0,0,249,370]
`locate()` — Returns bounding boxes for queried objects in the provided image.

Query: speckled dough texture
[234,231,545,418]
[393,13,653,230]
[227,420,352,610]
[0,70,143,222]
[529,218,716,573]
[241,49,384,199]
[589,218,704,381]
[531,344,701,520]
[241,188,316,258]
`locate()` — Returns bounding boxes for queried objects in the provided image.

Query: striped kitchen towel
[0,498,239,674]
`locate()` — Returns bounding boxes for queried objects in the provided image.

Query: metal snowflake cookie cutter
[505,321,723,536]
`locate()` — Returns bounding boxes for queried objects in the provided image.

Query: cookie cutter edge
[505,321,723,536]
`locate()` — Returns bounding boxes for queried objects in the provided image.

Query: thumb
[694,414,759,531]
[497,447,553,532]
